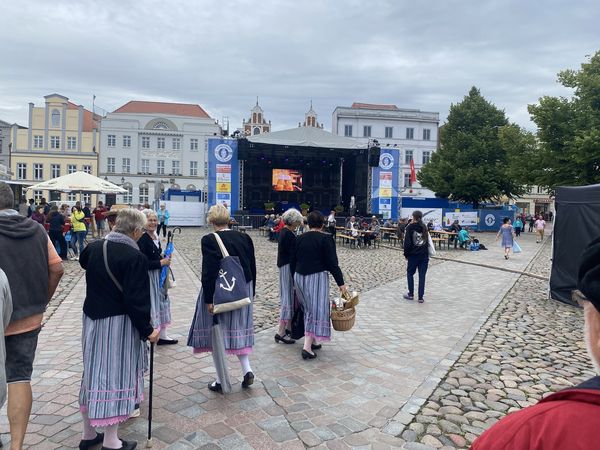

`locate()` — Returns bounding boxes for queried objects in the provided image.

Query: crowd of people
[2,180,582,450]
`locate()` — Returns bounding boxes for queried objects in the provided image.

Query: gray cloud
[0,0,597,131]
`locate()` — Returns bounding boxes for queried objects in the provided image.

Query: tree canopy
[418,86,524,208]
[526,51,600,191]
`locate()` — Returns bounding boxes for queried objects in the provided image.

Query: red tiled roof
[351,102,399,111]
[113,100,211,118]
[67,102,96,132]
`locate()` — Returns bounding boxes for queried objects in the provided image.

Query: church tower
[301,101,323,128]
[243,98,271,135]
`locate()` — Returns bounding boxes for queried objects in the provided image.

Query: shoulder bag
[211,233,252,314]
[103,240,123,292]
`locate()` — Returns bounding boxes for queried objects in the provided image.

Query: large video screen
[272,169,302,192]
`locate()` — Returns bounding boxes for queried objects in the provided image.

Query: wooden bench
[237,226,252,233]
[430,237,446,250]
[337,234,358,247]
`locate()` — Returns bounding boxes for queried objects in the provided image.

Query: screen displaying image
[272,169,302,192]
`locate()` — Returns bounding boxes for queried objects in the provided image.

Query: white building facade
[100,101,221,205]
[332,103,439,189]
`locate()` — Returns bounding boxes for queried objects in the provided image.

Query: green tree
[498,124,541,189]
[418,87,524,208]
[527,51,600,190]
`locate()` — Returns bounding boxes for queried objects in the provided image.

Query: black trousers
[157,222,167,238]
[49,229,68,259]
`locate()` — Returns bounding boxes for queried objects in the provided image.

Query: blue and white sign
[371,148,400,219]
[208,139,240,213]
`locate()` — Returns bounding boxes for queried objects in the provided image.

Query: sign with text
[370,149,400,219]
[208,139,240,213]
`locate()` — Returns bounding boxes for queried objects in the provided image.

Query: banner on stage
[208,139,240,213]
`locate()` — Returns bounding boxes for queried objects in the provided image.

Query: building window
[51,164,60,178]
[83,193,91,204]
[107,135,116,147]
[122,158,131,174]
[141,136,150,148]
[157,160,165,175]
[190,138,199,151]
[34,190,44,202]
[363,126,371,138]
[406,128,414,140]
[190,161,198,176]
[122,183,133,204]
[82,165,92,174]
[344,125,353,137]
[68,192,77,201]
[139,184,149,204]
[422,151,431,164]
[123,135,131,148]
[153,122,169,130]
[34,135,43,148]
[423,129,431,141]
[404,173,412,187]
[172,160,180,176]
[49,191,61,202]
[33,163,43,180]
[385,127,393,138]
[67,164,77,174]
[405,150,413,165]
[67,136,77,150]
[50,136,60,149]
[141,159,149,173]
[157,137,165,149]
[107,158,115,173]
[17,163,27,180]
[172,137,181,150]
[253,127,260,135]
[51,109,60,128]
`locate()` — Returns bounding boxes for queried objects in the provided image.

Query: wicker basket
[331,307,356,331]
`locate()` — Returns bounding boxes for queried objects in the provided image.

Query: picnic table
[429,230,458,249]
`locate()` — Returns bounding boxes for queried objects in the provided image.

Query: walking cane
[146,342,155,448]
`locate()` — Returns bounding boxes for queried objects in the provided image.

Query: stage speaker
[238,145,250,160]
[368,146,381,167]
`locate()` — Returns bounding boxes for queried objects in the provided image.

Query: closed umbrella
[211,317,232,394]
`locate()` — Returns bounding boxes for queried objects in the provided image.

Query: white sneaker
[129,408,140,418]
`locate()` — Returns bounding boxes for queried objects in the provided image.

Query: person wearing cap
[472,236,600,450]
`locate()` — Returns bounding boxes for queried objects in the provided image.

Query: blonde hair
[207,204,230,226]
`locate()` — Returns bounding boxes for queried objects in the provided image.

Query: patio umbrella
[27,171,127,194]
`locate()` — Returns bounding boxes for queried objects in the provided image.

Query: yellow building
[10,93,99,203]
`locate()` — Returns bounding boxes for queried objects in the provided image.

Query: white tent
[27,171,127,194]
[247,126,365,149]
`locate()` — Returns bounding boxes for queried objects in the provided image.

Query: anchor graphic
[218,269,236,292]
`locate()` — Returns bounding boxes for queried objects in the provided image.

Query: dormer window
[153,121,169,130]
[51,109,60,128]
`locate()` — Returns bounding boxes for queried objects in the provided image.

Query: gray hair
[0,182,13,210]
[282,208,303,226]
[113,209,147,235]
[141,208,157,220]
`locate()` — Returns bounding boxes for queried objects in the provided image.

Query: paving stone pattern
[2,227,586,450]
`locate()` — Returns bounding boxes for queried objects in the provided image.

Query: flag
[409,158,417,185]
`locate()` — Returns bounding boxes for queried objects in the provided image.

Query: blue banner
[370,149,400,219]
[207,138,240,213]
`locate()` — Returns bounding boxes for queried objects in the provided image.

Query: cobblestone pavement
[2,227,587,450]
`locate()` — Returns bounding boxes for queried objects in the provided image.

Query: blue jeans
[71,230,87,255]
[407,254,429,300]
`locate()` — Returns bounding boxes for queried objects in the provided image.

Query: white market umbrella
[27,171,127,194]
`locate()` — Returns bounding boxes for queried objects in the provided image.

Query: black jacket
[277,227,296,269]
[47,211,65,232]
[292,230,344,286]
[0,212,50,323]
[201,230,256,304]
[80,239,153,339]
[403,222,429,257]
[137,233,162,271]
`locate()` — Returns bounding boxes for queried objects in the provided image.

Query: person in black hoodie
[78,209,158,450]
[47,205,68,260]
[403,210,430,303]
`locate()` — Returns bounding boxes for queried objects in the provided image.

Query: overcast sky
[0,0,598,132]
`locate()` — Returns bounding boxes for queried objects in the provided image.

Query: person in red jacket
[472,236,600,450]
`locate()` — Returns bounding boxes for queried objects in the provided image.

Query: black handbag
[290,289,305,340]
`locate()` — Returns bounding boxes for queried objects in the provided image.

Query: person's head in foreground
[207,204,230,229]
[471,236,600,449]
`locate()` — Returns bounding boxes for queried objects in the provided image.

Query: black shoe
[418,298,425,303]
[79,433,104,450]
[274,333,295,344]
[208,381,223,393]
[302,350,317,360]
[101,440,137,450]
[311,343,322,350]
[157,338,178,346]
[242,371,254,388]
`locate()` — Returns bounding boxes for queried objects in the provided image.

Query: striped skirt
[294,271,331,341]
[187,281,254,355]
[278,264,294,322]
[149,269,171,330]
[79,314,146,426]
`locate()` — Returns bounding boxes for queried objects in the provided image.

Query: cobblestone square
[1,227,593,449]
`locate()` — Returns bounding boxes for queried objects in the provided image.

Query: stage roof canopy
[247,126,365,150]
